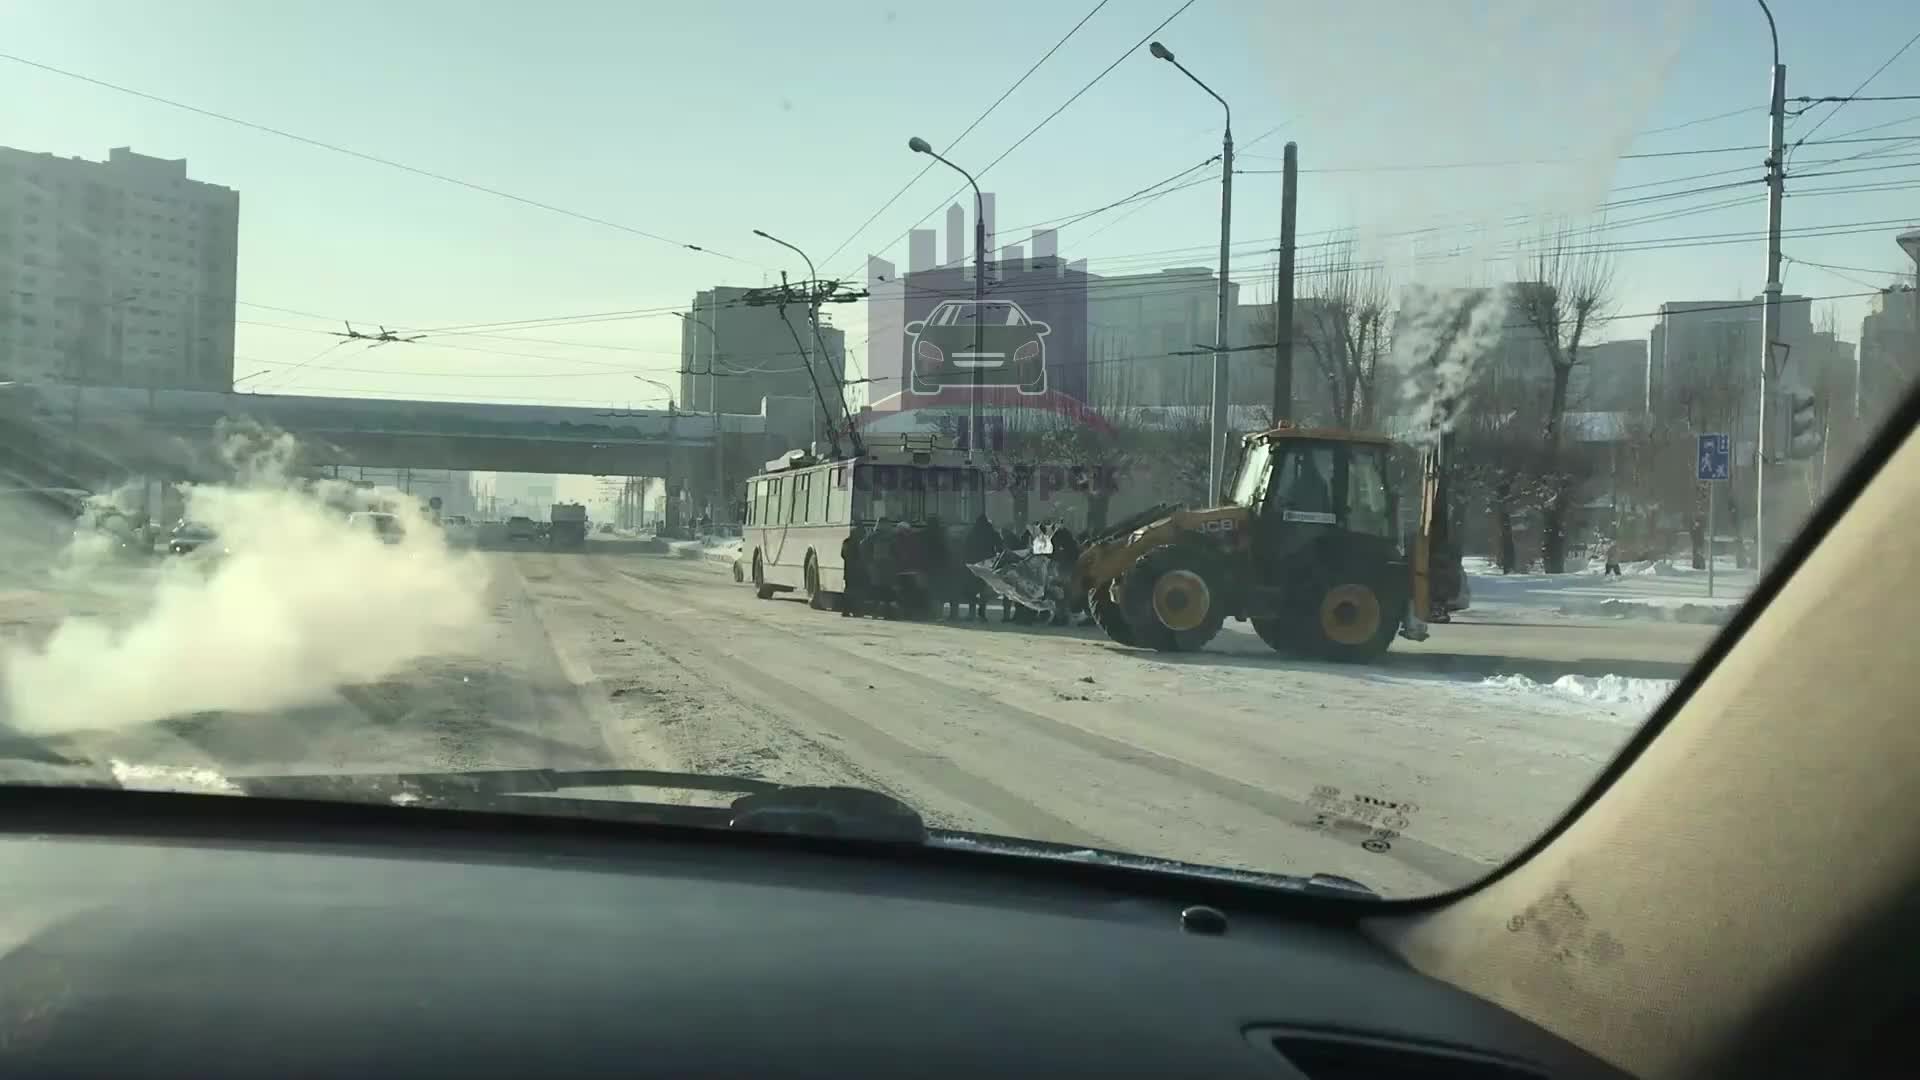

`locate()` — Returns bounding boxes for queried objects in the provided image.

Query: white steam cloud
[1388,285,1512,443]
[1,430,492,736]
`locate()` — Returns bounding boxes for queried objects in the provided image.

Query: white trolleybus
[743,433,983,613]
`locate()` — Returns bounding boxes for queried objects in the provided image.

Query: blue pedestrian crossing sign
[1697,433,1730,481]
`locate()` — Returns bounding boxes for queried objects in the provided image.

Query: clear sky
[5,0,1918,421]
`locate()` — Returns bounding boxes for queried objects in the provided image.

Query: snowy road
[9,540,1713,898]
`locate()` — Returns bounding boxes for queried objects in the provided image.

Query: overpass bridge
[0,381,819,509]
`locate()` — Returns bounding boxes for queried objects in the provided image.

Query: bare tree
[1243,239,1394,430]
[1511,228,1615,573]
[1286,240,1393,430]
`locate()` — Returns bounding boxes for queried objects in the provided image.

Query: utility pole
[1271,142,1298,424]
[1756,0,1786,569]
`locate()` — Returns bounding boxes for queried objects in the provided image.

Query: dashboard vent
[1264,1032,1547,1080]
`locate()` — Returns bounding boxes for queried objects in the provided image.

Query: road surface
[4,537,1719,898]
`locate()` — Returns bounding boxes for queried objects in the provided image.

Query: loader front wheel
[1119,544,1229,652]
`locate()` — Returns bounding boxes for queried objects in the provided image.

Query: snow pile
[1480,673,1675,713]
[109,759,241,795]
[668,536,743,566]
[1554,596,1734,625]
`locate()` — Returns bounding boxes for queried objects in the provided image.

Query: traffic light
[1786,384,1822,460]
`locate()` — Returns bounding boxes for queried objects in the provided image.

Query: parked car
[168,521,218,556]
[346,512,405,544]
[505,516,537,542]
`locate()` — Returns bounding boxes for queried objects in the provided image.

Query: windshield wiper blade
[226,767,928,844]
[930,830,1378,897]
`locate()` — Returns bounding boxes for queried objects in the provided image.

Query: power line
[1788,29,1920,155]
[1782,254,1916,278]
[845,0,1201,279]
[1791,93,1920,106]
[1236,134,1920,175]
[1783,255,1908,292]
[994,156,1219,236]
[0,51,758,266]
[1635,104,1765,137]
[817,0,1113,270]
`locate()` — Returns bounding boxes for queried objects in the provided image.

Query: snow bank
[1479,673,1676,714]
[667,536,745,568]
[1554,596,1735,625]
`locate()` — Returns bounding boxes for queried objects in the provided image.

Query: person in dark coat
[922,518,961,620]
[1047,525,1080,626]
[839,526,866,617]
[962,513,999,621]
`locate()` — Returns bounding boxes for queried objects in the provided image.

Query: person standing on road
[963,512,999,622]
[840,526,867,617]
[1604,540,1622,577]
[1047,525,1080,626]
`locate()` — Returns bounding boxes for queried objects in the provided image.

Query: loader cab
[1236,430,1398,546]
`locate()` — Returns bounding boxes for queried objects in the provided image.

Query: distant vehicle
[906,299,1049,395]
[549,503,588,549]
[598,523,615,534]
[505,516,537,542]
[347,511,405,544]
[168,521,218,556]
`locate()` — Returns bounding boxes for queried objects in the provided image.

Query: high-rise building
[0,146,239,391]
[1856,286,1917,434]
[679,286,847,432]
[1571,339,1649,413]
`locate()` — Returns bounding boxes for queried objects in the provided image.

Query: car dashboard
[0,789,1620,1078]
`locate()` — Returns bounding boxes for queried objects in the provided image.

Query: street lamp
[1148,40,1235,500]
[675,310,725,526]
[752,228,824,448]
[908,136,987,465]
[634,376,681,535]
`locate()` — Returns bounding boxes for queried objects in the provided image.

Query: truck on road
[549,502,588,549]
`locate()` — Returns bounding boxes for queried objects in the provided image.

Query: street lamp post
[752,229,823,449]
[1148,40,1234,500]
[675,310,724,524]
[634,376,681,535]
[908,136,987,465]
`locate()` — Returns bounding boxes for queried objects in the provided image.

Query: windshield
[2,6,1916,901]
[1229,442,1272,507]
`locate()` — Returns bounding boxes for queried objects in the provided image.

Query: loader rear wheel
[1119,544,1229,652]
[1312,580,1398,662]
[1088,583,1136,646]
[1255,580,1398,662]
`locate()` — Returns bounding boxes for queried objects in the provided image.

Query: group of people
[839,513,1085,626]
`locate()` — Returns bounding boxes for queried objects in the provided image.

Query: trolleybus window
[809,469,830,523]
[827,467,848,525]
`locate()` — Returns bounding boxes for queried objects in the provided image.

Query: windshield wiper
[928,831,1378,898]
[225,767,930,844]
[18,759,1374,894]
